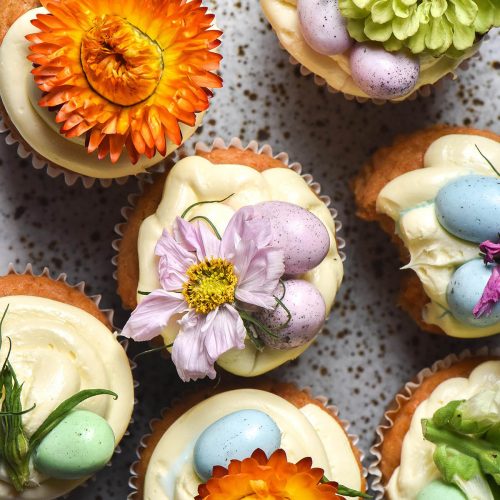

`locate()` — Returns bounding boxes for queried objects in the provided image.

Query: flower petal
[479,240,500,264]
[122,289,186,341]
[473,265,500,318]
[155,228,196,290]
[173,216,221,261]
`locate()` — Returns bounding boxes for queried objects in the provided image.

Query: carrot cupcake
[0,0,222,183]
[129,380,366,499]
[354,126,500,338]
[0,266,134,499]
[371,351,500,499]
[117,138,344,381]
[260,0,499,102]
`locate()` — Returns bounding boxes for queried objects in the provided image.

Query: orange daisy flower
[196,449,345,500]
[26,0,222,164]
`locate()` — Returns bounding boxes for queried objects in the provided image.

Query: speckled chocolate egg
[298,0,353,55]
[350,43,420,100]
[34,410,115,480]
[256,279,326,349]
[446,259,500,327]
[254,201,330,275]
[435,175,500,244]
[194,410,281,481]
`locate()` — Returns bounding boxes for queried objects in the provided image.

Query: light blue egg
[416,480,466,500]
[447,259,500,327]
[435,175,500,244]
[193,409,281,481]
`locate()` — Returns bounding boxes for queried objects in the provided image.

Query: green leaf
[29,389,117,452]
[434,444,481,482]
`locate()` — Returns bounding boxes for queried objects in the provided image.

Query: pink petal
[473,265,500,318]
[173,216,221,261]
[171,311,217,382]
[155,229,196,290]
[480,240,500,264]
[122,290,187,341]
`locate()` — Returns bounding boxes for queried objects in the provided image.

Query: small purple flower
[473,265,500,318]
[479,240,500,264]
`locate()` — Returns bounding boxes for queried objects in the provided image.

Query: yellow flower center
[81,15,163,106]
[182,258,238,314]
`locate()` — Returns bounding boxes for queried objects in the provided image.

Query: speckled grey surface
[0,2,499,498]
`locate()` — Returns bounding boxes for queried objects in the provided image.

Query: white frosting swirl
[0,296,134,499]
[387,360,500,499]
[0,8,201,179]
[259,0,478,100]
[137,155,343,376]
[144,389,362,500]
[376,134,500,338]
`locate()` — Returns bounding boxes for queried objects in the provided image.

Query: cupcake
[0,265,135,499]
[370,351,500,500]
[116,138,344,380]
[353,126,500,338]
[260,0,499,102]
[129,379,366,499]
[0,0,222,184]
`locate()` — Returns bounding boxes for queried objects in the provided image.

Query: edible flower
[26,0,222,163]
[473,265,500,319]
[338,0,500,57]
[479,240,500,264]
[122,206,285,382]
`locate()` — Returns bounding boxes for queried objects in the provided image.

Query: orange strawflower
[196,449,345,500]
[26,0,222,164]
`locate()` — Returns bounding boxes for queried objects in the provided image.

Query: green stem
[181,194,234,219]
[188,216,222,240]
[475,145,500,177]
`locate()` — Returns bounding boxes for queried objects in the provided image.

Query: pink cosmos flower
[122,206,284,382]
[473,265,500,318]
[479,240,500,264]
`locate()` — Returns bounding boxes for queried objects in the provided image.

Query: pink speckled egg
[256,279,326,349]
[298,0,353,55]
[350,43,420,100]
[254,201,330,275]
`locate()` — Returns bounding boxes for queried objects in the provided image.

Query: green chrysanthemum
[338,0,500,56]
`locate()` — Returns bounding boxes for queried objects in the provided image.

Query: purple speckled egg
[256,279,326,350]
[350,43,420,100]
[254,201,330,275]
[298,0,353,55]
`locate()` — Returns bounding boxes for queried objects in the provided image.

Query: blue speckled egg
[194,410,281,481]
[435,175,500,243]
[254,201,330,275]
[416,480,466,500]
[33,410,115,480]
[447,259,500,327]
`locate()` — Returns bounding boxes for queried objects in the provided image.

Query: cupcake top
[141,388,363,500]
[376,133,500,338]
[0,294,134,499]
[387,359,500,500]
[260,0,499,100]
[0,0,222,178]
[122,152,343,380]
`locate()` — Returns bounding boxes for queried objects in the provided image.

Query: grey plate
[0,1,498,498]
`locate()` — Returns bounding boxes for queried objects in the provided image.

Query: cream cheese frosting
[0,8,201,179]
[0,295,134,499]
[376,134,500,338]
[260,0,478,101]
[137,155,343,376]
[387,360,500,499]
[143,389,362,500]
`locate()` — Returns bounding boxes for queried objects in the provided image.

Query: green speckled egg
[33,410,115,480]
[416,480,466,500]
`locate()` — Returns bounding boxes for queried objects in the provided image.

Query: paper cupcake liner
[368,346,500,499]
[127,385,367,499]
[4,263,138,498]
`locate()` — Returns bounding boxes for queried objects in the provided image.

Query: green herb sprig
[320,476,371,498]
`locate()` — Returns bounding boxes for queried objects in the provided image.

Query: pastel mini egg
[194,409,281,481]
[298,0,353,55]
[34,410,115,480]
[350,43,420,100]
[416,480,466,500]
[446,259,500,327]
[435,175,500,244]
[254,201,330,275]
[256,279,326,349]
